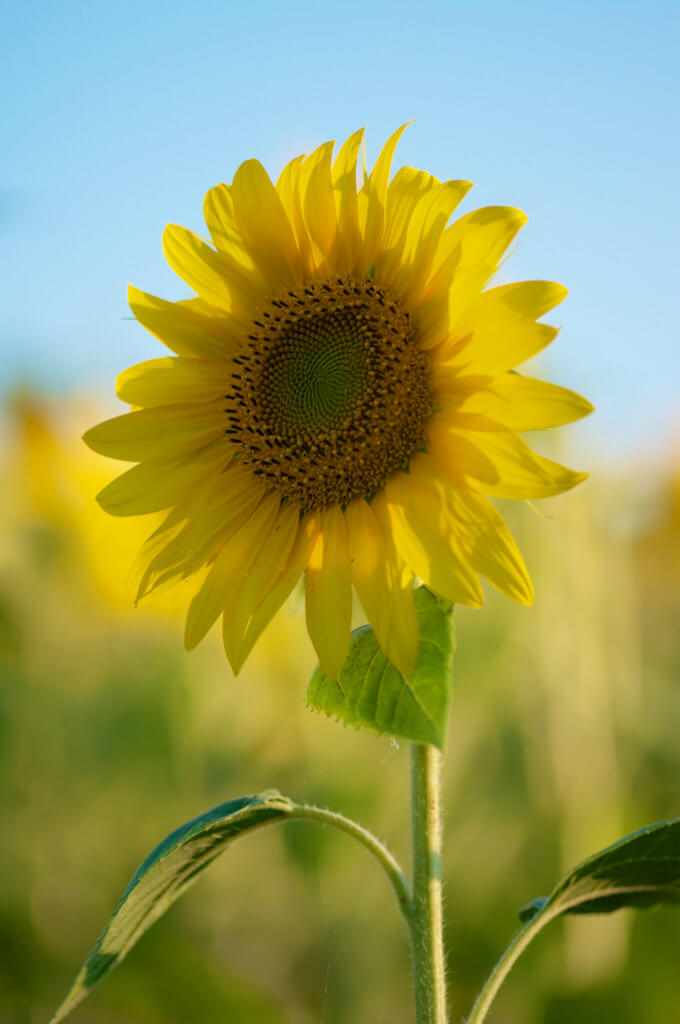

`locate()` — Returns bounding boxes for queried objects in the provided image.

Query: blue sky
[2,0,678,464]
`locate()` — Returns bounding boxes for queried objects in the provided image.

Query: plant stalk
[409,743,447,1023]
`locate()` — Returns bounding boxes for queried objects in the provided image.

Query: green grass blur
[1,396,679,1024]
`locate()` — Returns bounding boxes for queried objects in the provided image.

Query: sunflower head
[84,126,592,681]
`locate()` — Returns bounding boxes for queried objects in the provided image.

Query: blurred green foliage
[1,399,680,1023]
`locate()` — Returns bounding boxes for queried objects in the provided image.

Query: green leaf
[50,791,294,1024]
[306,586,454,747]
[521,818,680,924]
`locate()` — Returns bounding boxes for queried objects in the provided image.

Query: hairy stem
[409,743,447,1023]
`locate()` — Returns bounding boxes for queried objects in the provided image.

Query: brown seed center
[225,277,433,512]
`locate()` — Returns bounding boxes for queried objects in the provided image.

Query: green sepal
[306,586,455,748]
[50,791,294,1024]
[519,817,680,924]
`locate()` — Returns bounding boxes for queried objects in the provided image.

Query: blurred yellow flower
[84,126,592,678]
[6,395,185,619]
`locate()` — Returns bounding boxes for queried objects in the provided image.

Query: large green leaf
[519,817,680,924]
[307,586,454,747]
[50,792,294,1024]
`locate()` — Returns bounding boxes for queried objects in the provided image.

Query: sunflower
[84,126,592,680]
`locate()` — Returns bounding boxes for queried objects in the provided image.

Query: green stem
[465,911,553,1023]
[289,802,411,922]
[409,743,447,1024]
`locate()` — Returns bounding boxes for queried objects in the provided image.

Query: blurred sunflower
[85,126,592,679]
[6,395,186,619]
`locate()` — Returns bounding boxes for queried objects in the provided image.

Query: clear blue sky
[2,0,678,463]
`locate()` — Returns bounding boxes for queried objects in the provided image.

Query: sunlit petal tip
[93,475,143,516]
[505,206,527,228]
[226,647,247,677]
[545,468,590,497]
[161,223,179,247]
[183,611,205,652]
[313,137,337,154]
[320,652,345,683]
[222,621,242,675]
[82,420,113,456]
[115,364,139,400]
[506,563,535,607]
[93,488,109,513]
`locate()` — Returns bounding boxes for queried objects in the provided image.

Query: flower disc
[227,277,432,512]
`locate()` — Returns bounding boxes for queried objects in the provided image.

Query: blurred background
[1,1,679,1021]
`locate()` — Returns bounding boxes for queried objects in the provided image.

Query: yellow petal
[426,413,500,484]
[96,443,231,517]
[374,460,484,607]
[184,491,280,650]
[439,323,558,375]
[443,205,528,300]
[447,489,534,605]
[361,123,410,270]
[305,504,352,678]
[231,158,301,288]
[332,127,364,274]
[83,406,225,462]
[116,357,232,407]
[162,224,249,317]
[221,501,300,671]
[437,280,568,372]
[303,140,337,272]
[137,468,264,598]
[202,182,241,251]
[276,154,315,277]
[478,280,568,320]
[202,183,268,297]
[128,285,241,360]
[377,167,437,286]
[456,373,594,430]
[429,366,494,401]
[276,153,305,222]
[345,498,419,678]
[395,179,475,299]
[416,179,474,242]
[383,167,436,249]
[232,511,320,673]
[417,206,528,347]
[431,413,588,498]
